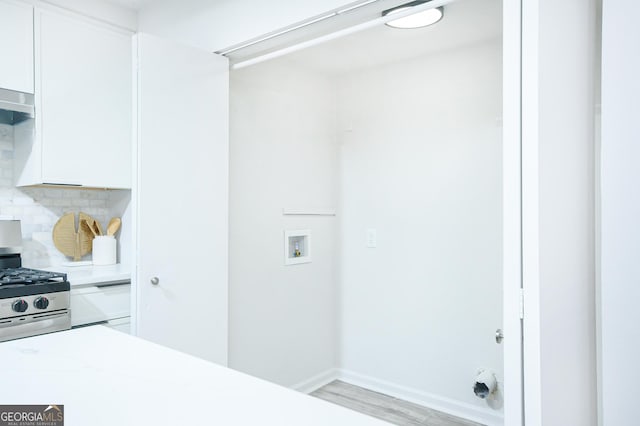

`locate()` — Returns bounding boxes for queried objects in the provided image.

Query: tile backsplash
[0,123,125,268]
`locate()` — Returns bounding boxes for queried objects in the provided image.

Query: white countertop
[0,327,387,426]
[43,263,131,287]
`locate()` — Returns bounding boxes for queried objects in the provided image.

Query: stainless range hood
[0,87,34,125]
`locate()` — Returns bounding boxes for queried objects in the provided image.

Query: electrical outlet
[366,228,377,248]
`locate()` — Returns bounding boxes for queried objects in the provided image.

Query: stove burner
[0,228,72,342]
[0,268,67,285]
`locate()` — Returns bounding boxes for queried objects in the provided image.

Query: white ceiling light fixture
[383,1,444,29]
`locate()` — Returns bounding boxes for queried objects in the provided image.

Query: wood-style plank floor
[311,380,484,426]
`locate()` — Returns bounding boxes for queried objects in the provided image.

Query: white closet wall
[229,62,339,387]
[229,37,503,424]
[337,39,503,418]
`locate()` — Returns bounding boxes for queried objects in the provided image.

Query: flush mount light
[383,2,444,29]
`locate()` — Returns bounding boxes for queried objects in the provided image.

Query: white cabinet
[14,8,132,189]
[0,0,34,94]
[70,282,131,327]
[135,34,229,365]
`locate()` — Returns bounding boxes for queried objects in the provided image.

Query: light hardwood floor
[311,381,484,426]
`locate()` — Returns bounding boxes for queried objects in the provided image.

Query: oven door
[0,310,71,342]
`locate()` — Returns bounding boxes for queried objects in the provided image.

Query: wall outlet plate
[284,229,311,265]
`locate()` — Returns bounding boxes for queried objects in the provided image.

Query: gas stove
[0,220,71,342]
[0,268,67,285]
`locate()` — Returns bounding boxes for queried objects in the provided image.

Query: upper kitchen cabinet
[14,8,133,189]
[0,0,34,94]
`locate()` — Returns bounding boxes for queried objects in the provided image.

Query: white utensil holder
[93,236,116,265]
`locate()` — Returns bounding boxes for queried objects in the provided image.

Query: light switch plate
[366,228,377,248]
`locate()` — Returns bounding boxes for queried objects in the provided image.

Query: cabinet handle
[150,277,159,285]
[495,329,504,344]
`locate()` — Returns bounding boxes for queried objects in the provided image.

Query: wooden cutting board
[52,212,103,261]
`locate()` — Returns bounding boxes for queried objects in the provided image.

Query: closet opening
[226,1,520,425]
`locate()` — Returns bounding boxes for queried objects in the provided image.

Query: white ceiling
[269,0,502,76]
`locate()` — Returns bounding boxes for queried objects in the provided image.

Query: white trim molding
[502,0,525,424]
[521,0,543,425]
[291,369,341,394]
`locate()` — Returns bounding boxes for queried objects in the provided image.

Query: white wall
[337,40,503,419]
[139,0,355,52]
[599,0,640,424]
[229,62,339,387]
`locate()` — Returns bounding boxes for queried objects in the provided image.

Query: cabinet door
[136,34,229,365]
[0,0,34,93]
[37,9,132,188]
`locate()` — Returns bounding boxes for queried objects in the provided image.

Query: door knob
[150,277,159,285]
[495,329,504,344]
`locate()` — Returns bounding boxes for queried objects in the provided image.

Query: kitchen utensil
[52,213,80,261]
[82,219,97,237]
[106,217,121,236]
[52,212,101,261]
[92,220,102,236]
[80,212,101,254]
[79,212,103,236]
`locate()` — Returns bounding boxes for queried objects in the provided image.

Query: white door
[135,33,229,365]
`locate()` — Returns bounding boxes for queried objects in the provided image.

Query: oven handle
[0,310,70,342]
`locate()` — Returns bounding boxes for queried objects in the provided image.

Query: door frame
[519,1,545,424]
[219,0,528,424]
[503,0,526,425]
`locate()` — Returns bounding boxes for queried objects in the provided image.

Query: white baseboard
[291,368,341,394]
[337,370,503,426]
[292,368,503,426]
